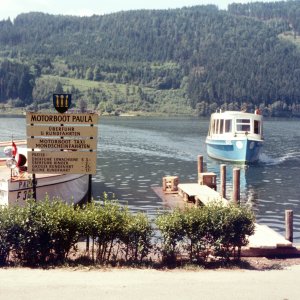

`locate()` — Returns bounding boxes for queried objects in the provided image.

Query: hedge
[0,197,254,266]
[156,203,255,263]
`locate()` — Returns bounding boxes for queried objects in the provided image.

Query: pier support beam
[220,164,226,199]
[232,168,240,205]
[285,210,293,242]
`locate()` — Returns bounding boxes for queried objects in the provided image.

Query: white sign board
[27,138,97,150]
[26,112,99,124]
[27,151,97,174]
[27,125,98,138]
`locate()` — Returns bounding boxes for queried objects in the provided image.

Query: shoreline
[1,109,300,119]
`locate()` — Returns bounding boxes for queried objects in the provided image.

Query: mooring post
[220,164,226,199]
[232,168,240,205]
[197,155,204,174]
[285,209,293,242]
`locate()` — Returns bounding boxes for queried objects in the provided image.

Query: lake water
[1,115,300,242]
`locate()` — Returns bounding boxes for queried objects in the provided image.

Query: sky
[0,0,279,21]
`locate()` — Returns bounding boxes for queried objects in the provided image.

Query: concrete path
[1,266,300,300]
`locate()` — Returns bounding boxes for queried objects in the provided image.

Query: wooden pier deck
[177,183,292,249]
[153,182,294,252]
[178,183,228,206]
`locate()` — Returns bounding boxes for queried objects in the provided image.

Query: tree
[78,99,87,112]
[85,68,93,80]
[55,81,64,94]
[93,65,102,81]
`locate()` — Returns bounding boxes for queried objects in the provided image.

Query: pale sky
[0,0,281,21]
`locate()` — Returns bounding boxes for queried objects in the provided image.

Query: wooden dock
[154,184,295,253]
[176,182,293,250]
[178,183,228,206]
[153,155,300,256]
[248,223,292,249]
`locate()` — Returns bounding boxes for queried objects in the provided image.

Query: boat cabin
[207,111,263,139]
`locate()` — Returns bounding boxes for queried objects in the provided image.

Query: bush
[0,206,17,265]
[156,209,185,263]
[0,195,254,267]
[211,204,255,260]
[80,198,126,263]
[121,212,153,262]
[81,195,153,264]
[0,198,81,266]
[156,203,255,264]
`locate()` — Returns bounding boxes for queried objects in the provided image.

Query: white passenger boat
[205,110,264,163]
[0,141,89,206]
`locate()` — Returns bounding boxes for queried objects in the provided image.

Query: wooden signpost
[27,151,97,174]
[26,100,99,252]
[26,112,98,175]
[26,110,98,201]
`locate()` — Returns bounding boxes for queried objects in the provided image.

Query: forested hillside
[0,1,300,116]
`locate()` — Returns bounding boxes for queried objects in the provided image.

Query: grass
[279,32,300,50]
[40,74,194,115]
[42,74,151,94]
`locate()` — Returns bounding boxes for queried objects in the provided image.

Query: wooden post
[32,173,37,201]
[220,164,226,199]
[86,174,93,252]
[197,155,203,173]
[87,174,92,203]
[232,168,240,205]
[285,210,293,242]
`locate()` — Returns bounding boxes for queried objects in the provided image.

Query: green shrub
[121,212,153,262]
[156,204,255,264]
[80,196,128,263]
[0,194,255,267]
[47,199,82,261]
[0,206,17,265]
[182,206,209,263]
[155,208,185,263]
[81,195,153,264]
[1,198,82,266]
[211,204,255,260]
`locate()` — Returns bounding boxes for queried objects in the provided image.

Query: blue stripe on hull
[206,139,263,163]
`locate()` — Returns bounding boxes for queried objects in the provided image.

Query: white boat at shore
[205,110,264,163]
[0,141,89,206]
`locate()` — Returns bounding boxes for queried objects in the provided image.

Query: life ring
[16,153,27,167]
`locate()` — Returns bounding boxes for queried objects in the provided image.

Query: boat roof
[211,110,262,119]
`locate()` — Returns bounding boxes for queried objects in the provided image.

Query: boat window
[220,119,224,134]
[254,120,260,134]
[224,120,232,133]
[216,119,219,134]
[236,119,250,132]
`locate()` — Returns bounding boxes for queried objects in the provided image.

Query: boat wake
[258,151,300,165]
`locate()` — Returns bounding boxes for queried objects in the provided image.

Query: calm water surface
[1,116,300,242]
